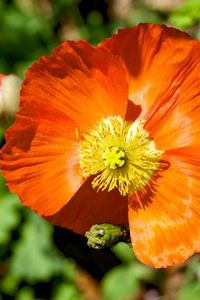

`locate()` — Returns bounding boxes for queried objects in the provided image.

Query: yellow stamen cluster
[79,116,163,196]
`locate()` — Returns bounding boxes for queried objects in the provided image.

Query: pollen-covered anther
[79,115,164,195]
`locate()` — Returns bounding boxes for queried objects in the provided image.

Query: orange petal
[1,115,84,216]
[128,150,200,268]
[145,80,200,150]
[22,40,128,132]
[46,177,128,233]
[1,40,129,216]
[100,24,200,148]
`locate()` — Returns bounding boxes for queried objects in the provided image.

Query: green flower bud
[85,224,125,249]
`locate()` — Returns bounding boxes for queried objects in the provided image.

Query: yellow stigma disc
[102,146,126,169]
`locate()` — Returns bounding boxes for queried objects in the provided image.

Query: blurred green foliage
[170,0,200,28]
[0,173,81,299]
[0,0,199,77]
[101,243,152,300]
[101,242,200,300]
[0,194,20,245]
[0,0,200,299]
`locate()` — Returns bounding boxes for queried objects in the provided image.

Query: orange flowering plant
[1,24,199,268]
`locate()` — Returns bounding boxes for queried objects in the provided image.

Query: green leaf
[170,0,200,28]
[16,287,35,300]
[101,264,139,300]
[129,7,163,26]
[52,283,84,300]
[87,11,103,26]
[0,193,21,244]
[170,14,194,28]
[0,273,21,295]
[176,282,200,300]
[10,212,76,283]
[0,170,9,194]
[61,259,77,282]
[185,256,200,280]
[112,242,136,264]
[126,264,155,282]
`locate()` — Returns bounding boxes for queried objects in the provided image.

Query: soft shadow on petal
[125,99,142,122]
[128,159,170,212]
[46,177,128,234]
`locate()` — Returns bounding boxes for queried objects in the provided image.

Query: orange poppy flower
[1,24,200,268]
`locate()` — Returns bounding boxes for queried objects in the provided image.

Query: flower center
[79,116,163,196]
[102,146,126,169]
